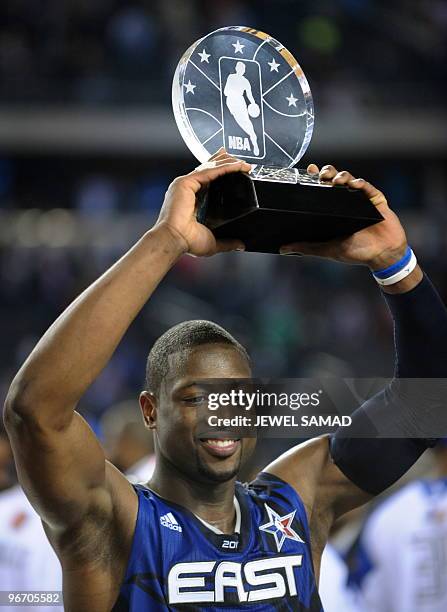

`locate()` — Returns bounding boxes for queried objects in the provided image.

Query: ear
[139,391,158,430]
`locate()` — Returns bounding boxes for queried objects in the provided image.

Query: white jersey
[125,453,156,484]
[319,544,357,612]
[351,479,447,612]
[0,485,62,611]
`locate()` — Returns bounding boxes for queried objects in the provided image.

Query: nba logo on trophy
[172,26,315,167]
[219,58,266,159]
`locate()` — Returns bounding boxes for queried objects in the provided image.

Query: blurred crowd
[0,0,445,109]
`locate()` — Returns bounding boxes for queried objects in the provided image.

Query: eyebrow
[171,380,204,395]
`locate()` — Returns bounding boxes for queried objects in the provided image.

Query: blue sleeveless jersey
[112,472,323,611]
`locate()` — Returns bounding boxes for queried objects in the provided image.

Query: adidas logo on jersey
[160,512,183,532]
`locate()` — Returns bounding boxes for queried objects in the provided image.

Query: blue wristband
[373,246,412,280]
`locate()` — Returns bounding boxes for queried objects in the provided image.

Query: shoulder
[262,436,331,511]
[243,471,310,530]
[246,471,307,505]
[130,483,164,514]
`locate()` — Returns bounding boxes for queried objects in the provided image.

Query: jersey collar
[143,482,252,553]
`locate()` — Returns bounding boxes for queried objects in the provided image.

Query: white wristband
[374,250,418,286]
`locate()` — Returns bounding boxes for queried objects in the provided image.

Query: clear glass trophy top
[172,26,314,178]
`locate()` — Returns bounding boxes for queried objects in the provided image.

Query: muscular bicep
[264,436,372,523]
[5,409,111,528]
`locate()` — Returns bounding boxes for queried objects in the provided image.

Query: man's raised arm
[3,153,250,529]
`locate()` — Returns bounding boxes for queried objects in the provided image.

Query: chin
[196,460,240,483]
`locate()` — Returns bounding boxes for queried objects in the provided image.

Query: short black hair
[146,320,250,395]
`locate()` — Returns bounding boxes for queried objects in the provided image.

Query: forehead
[165,343,251,391]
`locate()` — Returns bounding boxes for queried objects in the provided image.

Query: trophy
[172,26,383,254]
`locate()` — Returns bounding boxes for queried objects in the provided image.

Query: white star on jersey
[232,40,245,54]
[268,58,280,72]
[259,504,304,552]
[286,93,298,107]
[198,48,210,63]
[184,80,196,94]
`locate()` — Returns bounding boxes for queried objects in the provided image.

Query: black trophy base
[197,170,384,255]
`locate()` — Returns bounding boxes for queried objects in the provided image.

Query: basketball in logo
[248,103,260,119]
[172,26,314,167]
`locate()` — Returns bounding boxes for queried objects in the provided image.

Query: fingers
[332,170,355,185]
[319,164,338,180]
[183,159,252,193]
[346,178,388,209]
[307,163,319,174]
[316,163,388,210]
[215,239,246,254]
[209,147,226,161]
[209,147,232,162]
[194,149,240,171]
[208,148,239,165]
[196,159,252,182]
[194,156,236,171]
[214,156,242,167]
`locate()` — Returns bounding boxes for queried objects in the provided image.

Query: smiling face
[141,343,256,484]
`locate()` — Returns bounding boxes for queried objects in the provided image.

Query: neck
[148,457,238,533]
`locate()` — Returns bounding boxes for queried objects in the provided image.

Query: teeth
[204,439,235,448]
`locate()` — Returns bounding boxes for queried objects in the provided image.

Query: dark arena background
[0,1,446,611]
